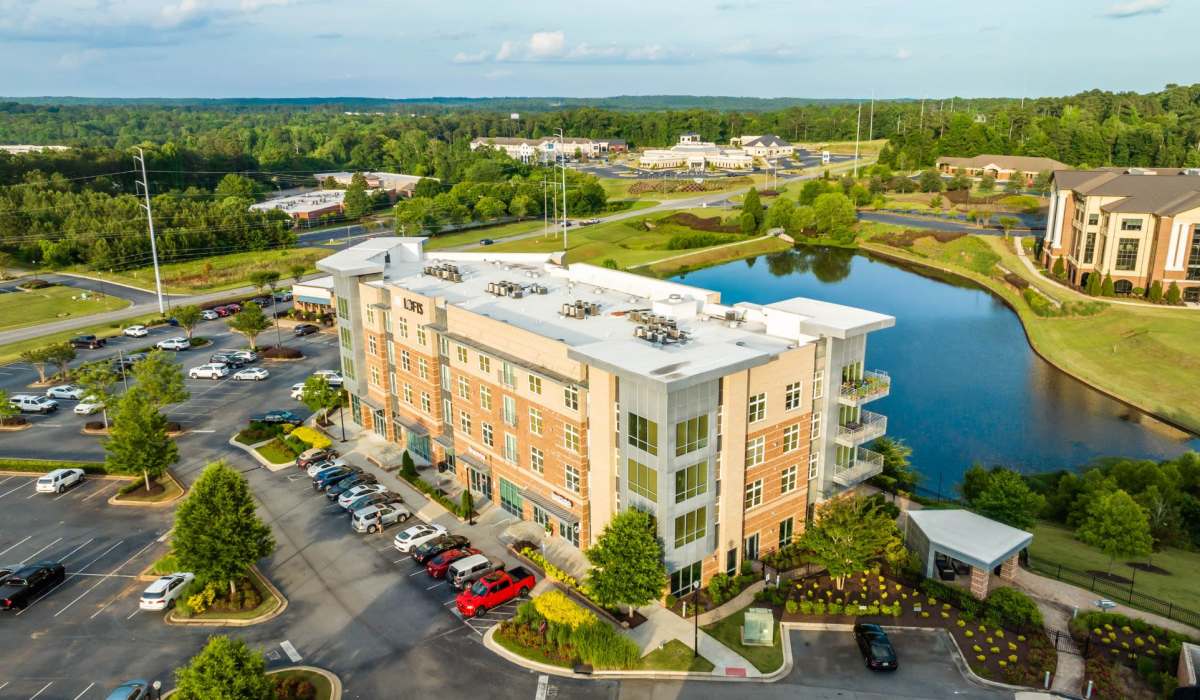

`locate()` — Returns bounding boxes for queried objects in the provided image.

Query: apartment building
[318,238,894,595]
[469,136,627,163]
[936,154,1068,186]
[1042,167,1200,300]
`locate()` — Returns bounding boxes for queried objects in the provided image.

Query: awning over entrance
[457,451,491,477]
[391,412,428,437]
[904,509,1032,581]
[521,488,579,524]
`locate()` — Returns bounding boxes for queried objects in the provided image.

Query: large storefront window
[1187,232,1200,281]
[469,468,492,500]
[499,478,523,518]
[669,561,702,597]
[407,433,431,461]
[1115,238,1139,271]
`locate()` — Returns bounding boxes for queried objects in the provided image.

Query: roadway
[858,211,1046,235]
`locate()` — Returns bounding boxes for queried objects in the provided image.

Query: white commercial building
[469,136,627,163]
[639,133,753,171]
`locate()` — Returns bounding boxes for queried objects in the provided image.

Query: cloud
[895,48,912,60]
[477,30,677,64]
[1104,0,1168,17]
[718,41,814,64]
[453,50,489,64]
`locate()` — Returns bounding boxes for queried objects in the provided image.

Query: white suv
[311,369,343,387]
[10,395,59,414]
[36,468,85,493]
[393,523,447,552]
[139,572,195,611]
[123,325,149,337]
[157,337,190,351]
[188,363,228,379]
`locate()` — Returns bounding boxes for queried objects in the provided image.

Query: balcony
[839,370,891,406]
[835,410,887,447]
[831,446,885,487]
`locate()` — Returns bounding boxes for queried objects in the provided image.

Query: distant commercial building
[292,275,336,316]
[469,137,627,163]
[319,237,894,594]
[639,134,754,171]
[314,171,428,198]
[935,154,1068,186]
[249,190,345,223]
[732,134,795,159]
[1042,167,1200,300]
[0,145,70,155]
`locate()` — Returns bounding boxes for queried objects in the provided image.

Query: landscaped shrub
[290,426,331,449]
[983,587,1043,632]
[573,619,640,669]
[533,590,596,630]
[272,675,317,700]
[667,231,740,250]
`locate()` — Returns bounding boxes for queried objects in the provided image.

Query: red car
[213,306,232,317]
[455,567,535,618]
[426,547,480,579]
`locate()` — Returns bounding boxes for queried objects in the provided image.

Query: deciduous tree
[998,216,1018,235]
[0,390,19,423]
[585,509,666,615]
[971,468,1045,530]
[174,305,203,340]
[131,349,189,408]
[19,345,54,384]
[801,495,898,590]
[870,436,918,493]
[300,375,341,420]
[45,342,76,381]
[173,635,272,700]
[75,361,118,429]
[342,172,371,219]
[104,386,177,492]
[227,302,271,349]
[1076,489,1153,574]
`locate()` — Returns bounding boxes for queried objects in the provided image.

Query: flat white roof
[250,190,344,215]
[766,298,895,338]
[907,509,1033,570]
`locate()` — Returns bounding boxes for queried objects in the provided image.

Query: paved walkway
[1033,599,1084,695]
[628,604,760,677]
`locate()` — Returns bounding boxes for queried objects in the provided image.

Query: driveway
[858,211,1046,235]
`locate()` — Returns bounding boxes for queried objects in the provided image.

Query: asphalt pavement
[857,211,1046,235]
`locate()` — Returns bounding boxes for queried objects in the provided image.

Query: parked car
[104,680,151,700]
[296,447,338,470]
[0,561,66,610]
[305,458,346,478]
[10,394,58,414]
[854,623,898,671]
[274,290,293,302]
[480,238,495,246]
[393,523,448,553]
[188,363,229,380]
[251,409,302,425]
[290,383,307,400]
[213,306,231,318]
[412,534,471,565]
[344,490,402,513]
[156,337,190,351]
[351,503,412,533]
[138,572,194,611]
[73,396,105,415]
[250,295,273,307]
[294,323,320,337]
[123,325,149,338]
[70,334,106,349]
[448,554,504,591]
[337,483,387,508]
[46,384,85,400]
[426,547,481,579]
[311,369,343,386]
[225,302,242,313]
[0,566,17,585]
[325,472,377,499]
[36,468,85,493]
[230,349,258,363]
[200,309,220,321]
[455,567,535,616]
[312,465,358,491]
[233,367,270,381]
[209,352,246,368]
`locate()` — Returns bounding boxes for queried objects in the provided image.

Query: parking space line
[280,640,302,662]
[425,581,444,591]
[72,683,95,700]
[407,567,427,575]
[83,538,162,619]
[0,535,32,558]
[126,607,141,620]
[0,681,8,692]
[20,537,63,564]
[57,538,95,563]
[29,682,53,699]
[42,540,125,617]
[0,475,15,486]
[81,481,121,502]
[0,479,33,499]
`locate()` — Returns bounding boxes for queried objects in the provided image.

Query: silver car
[352,503,412,533]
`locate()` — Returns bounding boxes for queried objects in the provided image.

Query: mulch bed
[121,481,167,498]
[1127,562,1170,575]
[1087,570,1134,585]
[662,211,741,233]
[262,345,304,359]
[874,229,965,248]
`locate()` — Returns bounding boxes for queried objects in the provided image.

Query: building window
[403,383,413,405]
[1188,234,1200,281]
[339,327,352,349]
[674,415,708,456]
[628,459,658,502]
[459,410,471,436]
[785,381,803,411]
[420,392,431,414]
[482,422,494,447]
[1084,232,1097,264]
[478,355,491,373]
[528,375,542,395]
[673,507,707,548]
[499,478,522,518]
[812,370,824,399]
[440,364,450,391]
[809,452,819,479]
[565,464,580,494]
[744,479,763,509]
[744,533,759,561]
[386,341,395,363]
[365,306,375,325]
[457,376,470,400]
[564,385,579,411]
[456,345,468,363]
[397,317,408,338]
[400,350,411,372]
[416,328,427,346]
[389,371,397,395]
[417,358,429,380]
[746,436,765,467]
[782,424,801,453]
[500,362,516,388]
[781,465,798,494]
[530,446,544,474]
[480,385,492,411]
[502,395,517,427]
[669,561,702,597]
[532,504,550,529]
[367,335,378,356]
[810,412,822,440]
[341,356,355,380]
[564,424,581,453]
[1120,218,1143,232]
[747,393,766,423]
[1115,238,1140,271]
[778,517,794,548]
[1088,213,1099,226]
[529,407,543,436]
[627,413,659,455]
[337,297,349,319]
[674,461,707,502]
[504,434,519,464]
[369,366,381,387]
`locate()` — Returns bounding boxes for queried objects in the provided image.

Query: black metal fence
[1026,553,1200,629]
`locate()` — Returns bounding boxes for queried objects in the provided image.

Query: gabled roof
[1059,168,1200,216]
[936,154,1068,172]
[742,134,791,148]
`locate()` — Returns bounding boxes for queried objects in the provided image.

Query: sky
[0,0,1195,100]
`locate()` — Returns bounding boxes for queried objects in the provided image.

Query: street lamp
[692,580,701,658]
[151,681,162,700]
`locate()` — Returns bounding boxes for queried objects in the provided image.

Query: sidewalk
[629,604,759,677]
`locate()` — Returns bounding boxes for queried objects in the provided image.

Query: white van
[821,150,832,165]
[36,468,86,494]
[10,394,58,414]
[448,554,501,590]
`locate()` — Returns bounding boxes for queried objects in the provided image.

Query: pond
[672,247,1200,491]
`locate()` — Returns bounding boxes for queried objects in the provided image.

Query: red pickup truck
[455,566,535,618]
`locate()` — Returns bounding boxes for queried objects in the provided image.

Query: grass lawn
[598,176,755,201]
[640,236,792,277]
[267,669,333,700]
[702,607,783,673]
[73,247,330,294]
[423,219,545,251]
[256,438,297,464]
[637,639,716,672]
[795,138,888,156]
[1029,522,1200,613]
[0,285,129,332]
[0,457,107,474]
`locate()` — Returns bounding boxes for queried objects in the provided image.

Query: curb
[165,565,288,627]
[0,422,33,432]
[228,435,294,472]
[266,666,342,700]
[108,470,186,508]
[0,469,117,478]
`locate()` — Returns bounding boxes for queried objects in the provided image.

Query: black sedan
[249,410,302,425]
[0,561,65,610]
[411,534,471,564]
[294,323,320,336]
[325,472,378,499]
[70,334,106,349]
[854,623,898,671]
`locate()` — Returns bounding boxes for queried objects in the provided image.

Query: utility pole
[133,147,165,315]
[920,99,925,132]
[853,103,862,178]
[542,177,548,237]
[556,128,567,251]
[868,91,875,141]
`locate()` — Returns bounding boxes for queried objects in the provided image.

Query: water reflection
[674,247,1199,487]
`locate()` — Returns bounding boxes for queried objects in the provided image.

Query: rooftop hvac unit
[511,289,525,299]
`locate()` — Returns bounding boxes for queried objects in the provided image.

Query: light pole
[691,580,701,658]
[133,147,165,315]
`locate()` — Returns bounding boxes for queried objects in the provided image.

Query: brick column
[1000,554,1019,581]
[969,566,990,600]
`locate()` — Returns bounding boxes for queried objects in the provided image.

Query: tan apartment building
[469,136,627,164]
[936,154,1068,186]
[1042,167,1200,300]
[319,238,894,595]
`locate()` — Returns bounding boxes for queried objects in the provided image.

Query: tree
[300,375,341,420]
[1166,281,1182,305]
[131,349,189,408]
[248,270,282,346]
[928,194,943,209]
[289,263,307,286]
[1086,271,1102,296]
[798,179,828,205]
[19,345,54,384]
[508,193,533,219]
[1004,175,1024,194]
[998,216,1018,236]
[1076,489,1153,574]
[947,173,971,191]
[585,509,666,615]
[1101,274,1115,297]
[1148,280,1163,303]
[0,390,19,423]
[812,192,856,237]
[174,461,275,597]
[174,305,203,340]
[400,450,417,479]
[918,170,944,192]
[960,464,992,502]
[461,490,474,525]
[870,436,918,493]
[979,174,996,193]
[742,187,763,229]
[971,469,1045,530]
[790,205,816,234]
[1032,171,1053,195]
[473,196,507,220]
[228,302,271,349]
[173,635,272,700]
[1051,256,1065,278]
[1136,485,1182,547]
[214,174,258,202]
[75,361,119,429]
[342,172,371,219]
[802,495,898,590]
[40,342,76,381]
[763,197,796,232]
[739,211,757,234]
[104,386,177,492]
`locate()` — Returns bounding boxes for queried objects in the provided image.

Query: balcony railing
[839,370,891,406]
[832,446,885,487]
[835,410,887,447]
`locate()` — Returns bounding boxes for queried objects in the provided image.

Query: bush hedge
[499,595,640,669]
[0,457,107,474]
